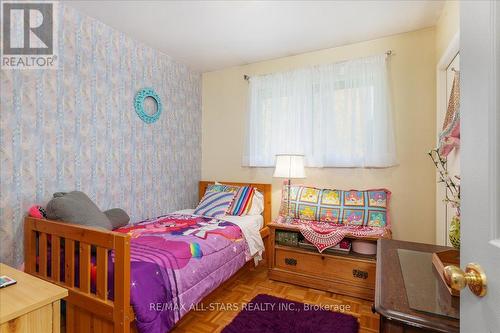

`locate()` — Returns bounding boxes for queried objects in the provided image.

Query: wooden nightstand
[267,222,378,300]
[0,263,68,333]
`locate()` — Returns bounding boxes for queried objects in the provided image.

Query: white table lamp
[273,154,306,223]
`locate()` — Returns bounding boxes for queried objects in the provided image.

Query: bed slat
[65,239,75,287]
[39,232,48,277]
[96,247,108,300]
[51,235,61,282]
[79,243,91,293]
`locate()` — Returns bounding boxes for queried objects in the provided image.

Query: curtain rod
[243,49,394,81]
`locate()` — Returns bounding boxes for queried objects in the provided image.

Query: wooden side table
[0,263,68,333]
[374,239,460,333]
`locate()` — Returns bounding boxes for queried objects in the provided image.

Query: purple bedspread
[114,213,249,333]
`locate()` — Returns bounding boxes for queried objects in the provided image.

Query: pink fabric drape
[438,71,460,157]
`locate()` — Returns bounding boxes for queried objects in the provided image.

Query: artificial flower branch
[428,148,461,213]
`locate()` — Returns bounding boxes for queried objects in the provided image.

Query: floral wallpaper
[0,5,201,267]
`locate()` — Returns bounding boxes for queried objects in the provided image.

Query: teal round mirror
[134,88,162,124]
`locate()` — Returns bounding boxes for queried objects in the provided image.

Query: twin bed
[24,181,271,333]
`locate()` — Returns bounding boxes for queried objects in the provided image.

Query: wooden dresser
[0,263,68,333]
[374,239,460,332]
[268,223,378,300]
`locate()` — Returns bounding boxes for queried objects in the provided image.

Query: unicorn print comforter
[114,213,251,333]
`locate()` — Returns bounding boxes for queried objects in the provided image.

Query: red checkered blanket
[275,216,390,252]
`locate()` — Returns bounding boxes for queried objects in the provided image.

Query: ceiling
[67,1,445,73]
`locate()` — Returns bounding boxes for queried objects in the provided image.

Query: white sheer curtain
[243,54,397,167]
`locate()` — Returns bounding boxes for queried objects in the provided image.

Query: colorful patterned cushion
[227,186,256,216]
[279,184,391,227]
[194,191,236,218]
[210,182,260,216]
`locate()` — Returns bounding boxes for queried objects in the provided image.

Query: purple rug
[222,294,359,333]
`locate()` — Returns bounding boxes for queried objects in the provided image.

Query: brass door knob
[443,263,487,297]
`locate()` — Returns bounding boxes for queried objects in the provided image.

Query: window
[243,54,397,167]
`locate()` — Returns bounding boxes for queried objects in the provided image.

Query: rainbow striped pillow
[228,186,256,216]
[194,191,236,218]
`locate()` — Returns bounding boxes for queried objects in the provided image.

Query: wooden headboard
[199,181,272,227]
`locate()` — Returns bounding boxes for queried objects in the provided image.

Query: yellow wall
[202,28,437,243]
[436,0,459,61]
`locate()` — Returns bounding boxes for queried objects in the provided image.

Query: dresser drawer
[275,247,376,288]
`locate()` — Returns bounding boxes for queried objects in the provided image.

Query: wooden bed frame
[24,181,271,333]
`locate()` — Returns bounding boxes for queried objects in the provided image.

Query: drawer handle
[353,269,368,279]
[285,258,297,266]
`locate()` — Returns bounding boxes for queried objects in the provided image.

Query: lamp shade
[273,154,306,179]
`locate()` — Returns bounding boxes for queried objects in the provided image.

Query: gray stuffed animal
[46,191,130,230]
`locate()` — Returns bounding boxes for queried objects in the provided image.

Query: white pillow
[247,189,264,215]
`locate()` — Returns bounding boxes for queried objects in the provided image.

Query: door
[461,1,500,332]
